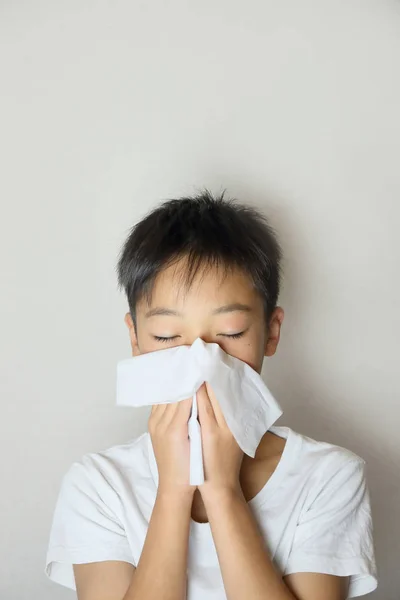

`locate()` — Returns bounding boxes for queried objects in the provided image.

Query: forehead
[139,257,261,312]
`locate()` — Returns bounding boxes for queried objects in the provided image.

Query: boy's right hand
[148,398,196,497]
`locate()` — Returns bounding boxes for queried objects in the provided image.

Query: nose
[188,334,218,347]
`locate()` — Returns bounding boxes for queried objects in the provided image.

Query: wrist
[199,483,245,506]
[156,485,196,505]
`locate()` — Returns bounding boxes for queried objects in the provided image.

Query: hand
[196,382,244,498]
[148,398,197,498]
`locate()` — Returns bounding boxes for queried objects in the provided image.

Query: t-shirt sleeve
[284,457,378,598]
[45,458,135,590]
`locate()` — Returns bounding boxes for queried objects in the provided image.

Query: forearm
[124,489,193,600]
[203,489,296,600]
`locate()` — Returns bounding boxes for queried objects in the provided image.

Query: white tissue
[116,337,283,485]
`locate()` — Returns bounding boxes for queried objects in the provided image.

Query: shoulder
[45,434,149,590]
[46,432,151,567]
[61,431,152,494]
[272,425,367,492]
[273,424,366,467]
[276,427,377,596]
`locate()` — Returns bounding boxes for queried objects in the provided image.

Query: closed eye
[153,335,180,343]
[220,331,245,339]
[153,331,246,343]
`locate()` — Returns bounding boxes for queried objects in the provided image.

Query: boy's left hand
[196,382,244,498]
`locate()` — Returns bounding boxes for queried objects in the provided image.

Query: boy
[45,189,377,599]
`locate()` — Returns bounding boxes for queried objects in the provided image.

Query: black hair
[116,189,282,331]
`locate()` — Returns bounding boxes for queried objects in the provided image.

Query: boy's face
[124,258,284,374]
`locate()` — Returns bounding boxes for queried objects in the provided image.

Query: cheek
[219,337,264,374]
[239,349,263,374]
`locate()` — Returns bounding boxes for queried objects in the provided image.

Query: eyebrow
[145,303,253,318]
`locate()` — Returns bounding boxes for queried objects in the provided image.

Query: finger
[149,403,167,435]
[151,401,169,417]
[175,397,194,424]
[161,401,180,427]
[177,397,194,416]
[150,403,165,425]
[205,382,226,427]
[197,383,216,425]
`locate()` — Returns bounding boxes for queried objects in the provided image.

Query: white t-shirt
[45,426,378,598]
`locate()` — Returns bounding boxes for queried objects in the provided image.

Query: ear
[264,307,284,357]
[124,312,140,356]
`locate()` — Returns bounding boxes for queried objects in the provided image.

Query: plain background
[1,1,399,599]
